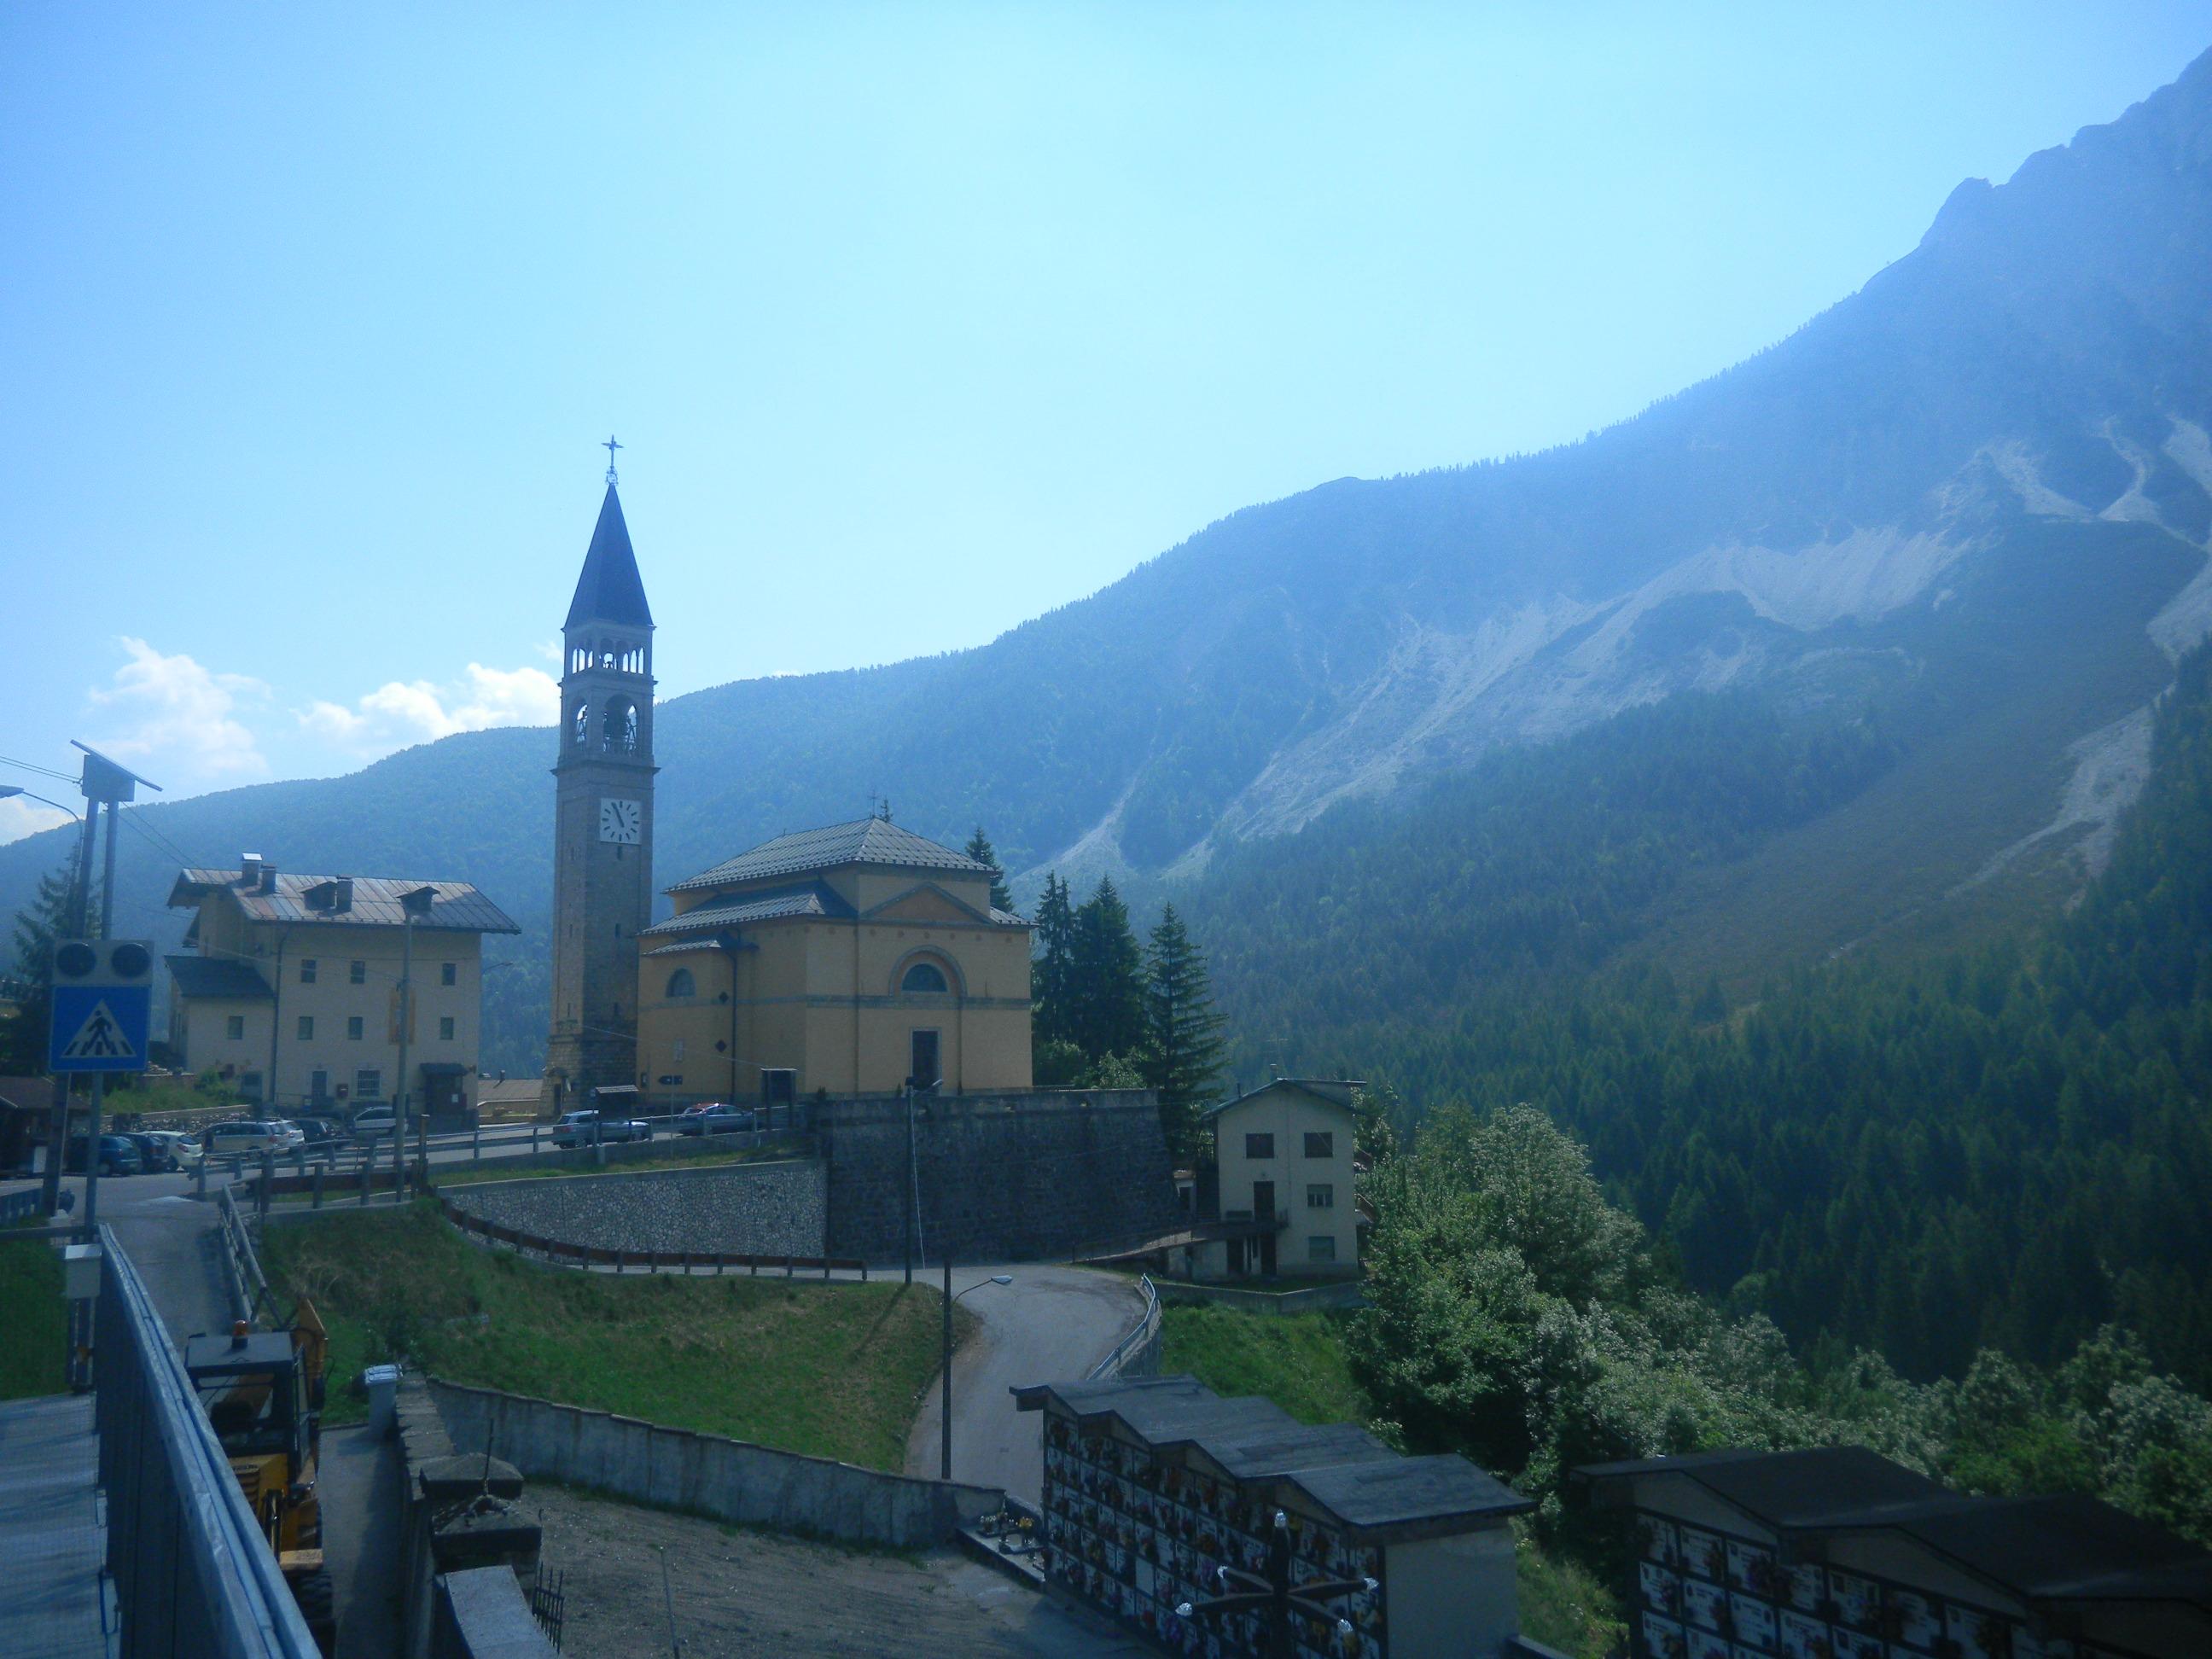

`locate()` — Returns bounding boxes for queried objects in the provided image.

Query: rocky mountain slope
[5,47,2209,1070]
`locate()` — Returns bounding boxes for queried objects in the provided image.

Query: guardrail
[1085,1273,1162,1382]
[436,1191,870,1279]
[0,1187,43,1226]
[216,1185,277,1324]
[95,1224,323,1657]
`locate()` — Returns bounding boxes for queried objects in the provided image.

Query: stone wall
[430,1379,1000,1551]
[817,1089,1179,1263]
[439,1160,826,1257]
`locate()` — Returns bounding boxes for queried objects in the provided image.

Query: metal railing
[0,1187,42,1225]
[94,1224,323,1658]
[1086,1273,1162,1382]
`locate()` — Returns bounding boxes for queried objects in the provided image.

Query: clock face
[598,797,643,845]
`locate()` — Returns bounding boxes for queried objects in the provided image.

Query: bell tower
[544,456,657,1115]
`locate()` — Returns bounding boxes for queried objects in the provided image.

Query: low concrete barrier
[1152,1278,1366,1314]
[429,1379,1002,1551]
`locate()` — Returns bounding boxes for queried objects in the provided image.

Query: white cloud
[87,637,269,779]
[299,661,561,758]
[0,794,74,847]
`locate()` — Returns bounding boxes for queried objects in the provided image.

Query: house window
[1307,1235,1337,1263]
[297,1016,314,1040]
[439,1016,455,1041]
[300,959,317,984]
[310,1069,329,1102]
[1303,1132,1334,1158]
[900,961,950,994]
[1244,1132,1274,1160]
[910,1028,940,1089]
[225,1014,246,1040]
[440,962,457,987]
[1307,1183,1335,1209]
[665,968,696,998]
[355,1068,381,1100]
[349,960,366,985]
[672,1038,686,1062]
[347,1016,364,1040]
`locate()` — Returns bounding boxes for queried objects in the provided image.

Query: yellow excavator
[185,1301,337,1655]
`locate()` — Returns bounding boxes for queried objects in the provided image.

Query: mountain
[6,47,2210,1072]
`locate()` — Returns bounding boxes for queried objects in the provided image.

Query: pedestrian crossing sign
[48,938,154,1074]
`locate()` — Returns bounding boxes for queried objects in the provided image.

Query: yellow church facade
[632,818,1033,1107]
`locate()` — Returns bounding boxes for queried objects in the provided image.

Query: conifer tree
[2,863,76,1076]
[1144,905,1225,1158]
[1032,873,1077,1049]
[1071,877,1147,1062]
[963,826,1014,911]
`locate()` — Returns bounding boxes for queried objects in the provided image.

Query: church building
[635,818,1033,1106]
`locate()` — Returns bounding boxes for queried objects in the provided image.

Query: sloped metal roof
[668,818,993,893]
[639,882,857,936]
[564,482,653,630]
[163,955,275,1001]
[168,870,520,934]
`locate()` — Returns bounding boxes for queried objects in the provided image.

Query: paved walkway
[0,1394,114,1659]
[905,1263,1144,1502]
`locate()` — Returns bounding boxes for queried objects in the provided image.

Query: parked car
[65,1134,143,1176]
[551,1109,652,1147]
[349,1105,399,1141]
[125,1132,178,1173]
[141,1129,203,1167]
[288,1115,345,1144]
[206,1120,295,1158]
[678,1103,758,1136]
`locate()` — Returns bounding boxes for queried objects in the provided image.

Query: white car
[350,1105,399,1139]
[141,1130,203,1167]
[206,1121,295,1157]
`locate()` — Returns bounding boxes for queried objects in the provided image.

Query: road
[905,1263,1144,1503]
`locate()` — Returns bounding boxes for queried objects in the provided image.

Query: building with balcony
[1167,1079,1365,1280]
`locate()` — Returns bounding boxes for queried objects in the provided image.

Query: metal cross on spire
[602,434,622,485]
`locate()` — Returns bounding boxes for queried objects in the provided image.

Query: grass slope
[0,1237,66,1400]
[261,1202,945,1472]
[1160,1301,1621,1658]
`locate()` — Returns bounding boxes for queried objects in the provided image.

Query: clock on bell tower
[544,457,657,1114]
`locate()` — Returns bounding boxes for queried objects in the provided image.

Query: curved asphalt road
[904,1263,1144,1504]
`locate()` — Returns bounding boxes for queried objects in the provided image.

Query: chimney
[331,876,352,913]
[240,853,262,888]
[259,861,278,894]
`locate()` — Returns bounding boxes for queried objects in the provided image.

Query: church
[541,461,1034,1114]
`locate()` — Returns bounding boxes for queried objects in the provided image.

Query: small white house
[1185,1078,1364,1281]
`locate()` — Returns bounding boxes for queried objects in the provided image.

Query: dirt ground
[524,1483,1155,1657]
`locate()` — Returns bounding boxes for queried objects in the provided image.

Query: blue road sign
[49,982,152,1074]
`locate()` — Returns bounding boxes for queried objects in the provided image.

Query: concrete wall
[817,1089,1179,1263]
[428,1379,1001,1551]
[1388,1525,1521,1659]
[439,1160,826,1257]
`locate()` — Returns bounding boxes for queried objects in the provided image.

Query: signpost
[49,938,153,1238]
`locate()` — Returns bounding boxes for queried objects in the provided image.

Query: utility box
[364,1363,400,1435]
[61,1243,102,1301]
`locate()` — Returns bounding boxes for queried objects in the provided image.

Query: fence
[0,1187,41,1226]
[94,1224,322,1658]
[1085,1273,1162,1382]
[436,1191,866,1278]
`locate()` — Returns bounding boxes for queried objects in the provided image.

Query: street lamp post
[1173,1509,1377,1659]
[940,1268,1012,1481]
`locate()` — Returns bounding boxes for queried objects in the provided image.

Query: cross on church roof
[602,434,622,485]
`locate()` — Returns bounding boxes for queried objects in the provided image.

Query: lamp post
[940,1268,1012,1481]
[1173,1509,1377,1659]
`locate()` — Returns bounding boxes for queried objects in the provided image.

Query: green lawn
[0,1238,67,1400]
[260,1201,951,1472]
[1157,1301,1623,1658]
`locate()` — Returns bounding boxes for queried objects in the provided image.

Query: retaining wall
[818,1090,1178,1263]
[439,1160,826,1257]
[429,1379,1001,1551]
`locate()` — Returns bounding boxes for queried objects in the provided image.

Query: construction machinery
[184,1301,337,1654]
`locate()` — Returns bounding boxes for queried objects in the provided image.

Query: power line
[0,753,79,784]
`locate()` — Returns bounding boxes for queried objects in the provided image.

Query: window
[1303,1132,1335,1159]
[665,968,696,998]
[440,962,457,987]
[309,1070,329,1102]
[300,959,317,984]
[297,1016,314,1040]
[900,961,950,994]
[910,1028,940,1089]
[1307,1183,1335,1209]
[1244,1132,1274,1160]
[672,1038,686,1062]
[238,1071,263,1101]
[439,1016,455,1041]
[349,960,366,985]
[347,1016,364,1040]
[355,1069,380,1100]
[1307,1236,1337,1263]
[225,1014,246,1040]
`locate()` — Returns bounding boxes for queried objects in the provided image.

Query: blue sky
[3,3,2208,835]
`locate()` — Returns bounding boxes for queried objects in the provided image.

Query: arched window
[571,702,590,747]
[900,961,950,994]
[602,697,637,753]
[665,968,696,998]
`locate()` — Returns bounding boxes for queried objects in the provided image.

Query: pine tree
[1032,873,1077,1049]
[963,826,1013,911]
[1071,877,1147,1062]
[1,863,76,1075]
[1144,905,1225,1158]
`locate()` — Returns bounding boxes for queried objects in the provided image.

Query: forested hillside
[1248,641,2212,1390]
